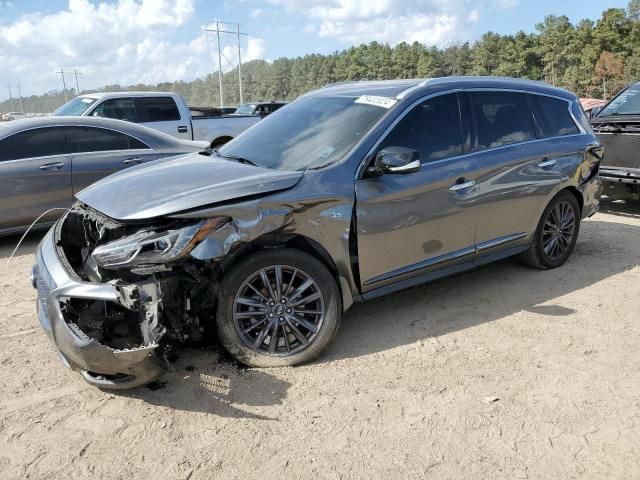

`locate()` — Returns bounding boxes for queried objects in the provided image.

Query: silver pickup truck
[54,92,263,147]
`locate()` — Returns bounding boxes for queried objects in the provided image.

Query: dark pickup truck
[591,82,640,199]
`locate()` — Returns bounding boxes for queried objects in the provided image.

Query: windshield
[54,97,97,116]
[597,84,640,117]
[235,103,256,114]
[218,95,390,171]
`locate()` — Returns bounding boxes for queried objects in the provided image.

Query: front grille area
[597,133,640,170]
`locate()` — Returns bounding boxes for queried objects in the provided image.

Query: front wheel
[216,249,342,367]
[520,190,581,269]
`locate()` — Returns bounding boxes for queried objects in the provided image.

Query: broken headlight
[92,217,228,270]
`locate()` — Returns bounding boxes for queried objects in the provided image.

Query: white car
[2,112,27,121]
[54,92,267,147]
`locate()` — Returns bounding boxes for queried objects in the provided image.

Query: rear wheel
[520,190,581,269]
[216,249,342,367]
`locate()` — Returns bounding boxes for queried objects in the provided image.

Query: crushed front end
[33,204,220,389]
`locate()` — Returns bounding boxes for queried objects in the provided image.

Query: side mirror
[590,105,603,118]
[368,146,421,176]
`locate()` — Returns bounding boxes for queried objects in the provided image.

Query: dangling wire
[5,208,70,267]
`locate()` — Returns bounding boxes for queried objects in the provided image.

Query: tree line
[3,2,640,114]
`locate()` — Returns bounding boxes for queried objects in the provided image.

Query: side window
[76,127,149,152]
[134,97,180,122]
[529,95,580,138]
[0,127,75,161]
[91,98,137,122]
[378,93,463,163]
[469,92,536,151]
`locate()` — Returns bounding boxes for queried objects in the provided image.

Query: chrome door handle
[448,180,476,192]
[123,157,143,164]
[39,162,64,171]
[538,158,556,168]
[177,126,188,133]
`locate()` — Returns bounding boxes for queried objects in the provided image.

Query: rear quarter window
[134,97,181,122]
[529,95,580,138]
[571,101,592,134]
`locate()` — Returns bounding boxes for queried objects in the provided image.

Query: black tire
[520,190,581,270]
[216,249,342,367]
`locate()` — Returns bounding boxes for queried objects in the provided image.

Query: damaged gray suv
[33,77,603,388]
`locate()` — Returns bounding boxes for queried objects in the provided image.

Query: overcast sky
[0,0,628,101]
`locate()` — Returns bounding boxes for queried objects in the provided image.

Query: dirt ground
[1,197,639,480]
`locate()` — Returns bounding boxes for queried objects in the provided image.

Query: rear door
[72,126,157,194]
[134,96,191,139]
[355,92,479,291]
[465,91,581,258]
[0,127,74,231]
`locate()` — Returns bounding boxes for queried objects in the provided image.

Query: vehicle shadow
[117,347,292,420]
[0,230,46,261]
[324,217,640,363]
[599,195,640,219]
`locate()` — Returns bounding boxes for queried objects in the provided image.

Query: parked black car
[591,82,640,199]
[33,77,602,389]
[234,101,287,116]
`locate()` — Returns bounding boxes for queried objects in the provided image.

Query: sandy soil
[1,197,639,480]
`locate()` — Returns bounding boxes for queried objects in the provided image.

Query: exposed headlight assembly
[92,217,228,270]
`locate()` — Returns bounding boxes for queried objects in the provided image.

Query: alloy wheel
[232,265,325,356]
[542,200,576,260]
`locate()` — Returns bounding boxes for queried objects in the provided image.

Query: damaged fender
[173,184,358,310]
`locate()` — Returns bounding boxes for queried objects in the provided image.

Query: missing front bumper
[34,228,170,389]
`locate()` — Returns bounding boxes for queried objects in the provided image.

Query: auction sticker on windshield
[355,95,397,109]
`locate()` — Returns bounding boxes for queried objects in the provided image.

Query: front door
[355,93,479,291]
[0,126,74,231]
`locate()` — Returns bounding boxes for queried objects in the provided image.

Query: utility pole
[57,69,69,102]
[73,69,81,95]
[57,68,84,100]
[205,21,248,107]
[237,23,243,105]
[7,83,24,112]
[7,86,15,111]
[216,20,224,107]
[16,83,24,113]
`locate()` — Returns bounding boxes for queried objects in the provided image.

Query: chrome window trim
[356,87,588,179]
[72,148,154,156]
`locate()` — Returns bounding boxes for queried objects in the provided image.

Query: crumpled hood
[76,153,303,221]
